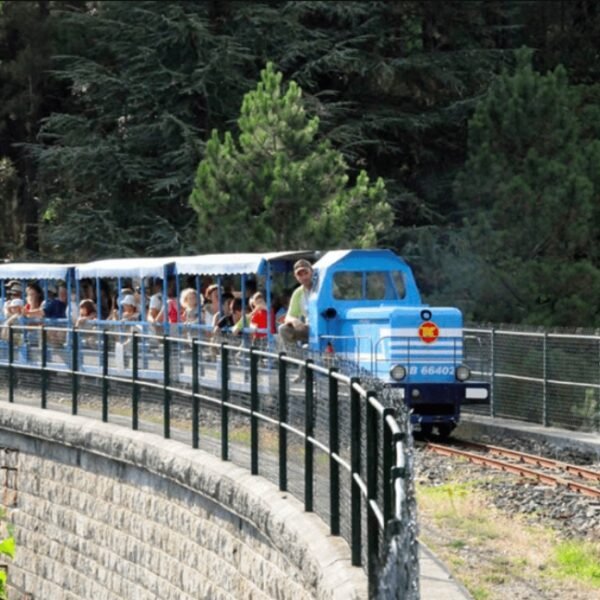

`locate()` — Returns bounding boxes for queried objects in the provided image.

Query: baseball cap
[293,259,312,274]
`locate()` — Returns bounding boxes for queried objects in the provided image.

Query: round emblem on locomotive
[418,321,439,344]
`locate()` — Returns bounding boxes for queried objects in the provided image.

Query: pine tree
[189,63,391,252]
[451,49,600,326]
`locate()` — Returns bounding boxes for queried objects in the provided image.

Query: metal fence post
[250,348,259,475]
[329,367,340,535]
[542,333,548,427]
[278,353,288,491]
[163,335,170,439]
[350,377,362,567]
[102,331,109,422]
[490,328,496,417]
[131,331,139,430]
[41,327,47,409]
[221,344,229,461]
[192,340,200,449]
[71,329,78,415]
[8,327,14,404]
[304,359,314,512]
[366,391,379,594]
[382,407,396,524]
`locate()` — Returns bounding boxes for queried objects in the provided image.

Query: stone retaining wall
[0,403,367,599]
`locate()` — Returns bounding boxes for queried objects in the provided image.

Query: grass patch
[553,541,600,586]
[417,477,599,599]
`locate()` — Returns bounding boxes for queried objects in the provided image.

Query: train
[0,249,488,436]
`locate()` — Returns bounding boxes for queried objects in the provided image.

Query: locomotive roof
[0,263,74,281]
[313,248,409,272]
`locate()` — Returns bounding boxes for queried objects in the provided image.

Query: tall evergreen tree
[0,0,65,256]
[189,63,391,252]
[33,0,253,259]
[450,49,600,326]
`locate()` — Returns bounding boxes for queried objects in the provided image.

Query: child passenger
[75,299,97,328]
[180,288,201,324]
[248,292,276,341]
[119,295,140,321]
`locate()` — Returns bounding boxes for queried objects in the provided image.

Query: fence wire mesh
[465,326,600,431]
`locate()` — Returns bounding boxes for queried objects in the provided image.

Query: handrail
[0,323,413,598]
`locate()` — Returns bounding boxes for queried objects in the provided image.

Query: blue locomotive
[308,249,488,436]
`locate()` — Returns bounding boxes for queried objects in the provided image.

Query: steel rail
[459,440,600,483]
[426,442,600,498]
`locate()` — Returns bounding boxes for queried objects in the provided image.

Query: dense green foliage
[449,50,600,326]
[0,0,599,326]
[190,63,391,251]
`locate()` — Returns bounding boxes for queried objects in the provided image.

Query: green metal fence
[465,326,600,432]
[0,324,419,599]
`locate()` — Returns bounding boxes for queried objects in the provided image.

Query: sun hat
[205,283,221,296]
[6,280,22,294]
[119,294,137,307]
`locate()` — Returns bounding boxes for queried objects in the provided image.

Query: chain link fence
[464,326,600,432]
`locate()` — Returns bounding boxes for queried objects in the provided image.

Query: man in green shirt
[279,259,313,346]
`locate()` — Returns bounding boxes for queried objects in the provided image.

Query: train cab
[309,249,489,435]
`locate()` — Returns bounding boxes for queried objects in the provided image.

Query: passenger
[156,277,179,325]
[1,298,25,340]
[203,283,221,327]
[279,259,313,346]
[180,287,201,324]
[75,299,97,328]
[23,282,44,320]
[6,280,22,300]
[230,297,251,337]
[213,293,236,334]
[248,292,276,341]
[118,294,140,322]
[146,278,161,320]
[98,281,112,320]
[43,283,67,320]
[2,281,22,318]
[75,299,98,347]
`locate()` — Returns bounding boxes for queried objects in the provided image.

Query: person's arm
[230,314,247,335]
[25,305,44,319]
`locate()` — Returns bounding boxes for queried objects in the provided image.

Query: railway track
[426,440,600,498]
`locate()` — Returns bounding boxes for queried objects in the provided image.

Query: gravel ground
[415,433,600,599]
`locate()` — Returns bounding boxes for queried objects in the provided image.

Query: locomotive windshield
[332,271,406,301]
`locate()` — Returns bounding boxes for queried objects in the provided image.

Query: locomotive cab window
[332,271,405,300]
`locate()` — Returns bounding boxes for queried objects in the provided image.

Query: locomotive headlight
[455,365,471,381]
[389,364,407,381]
